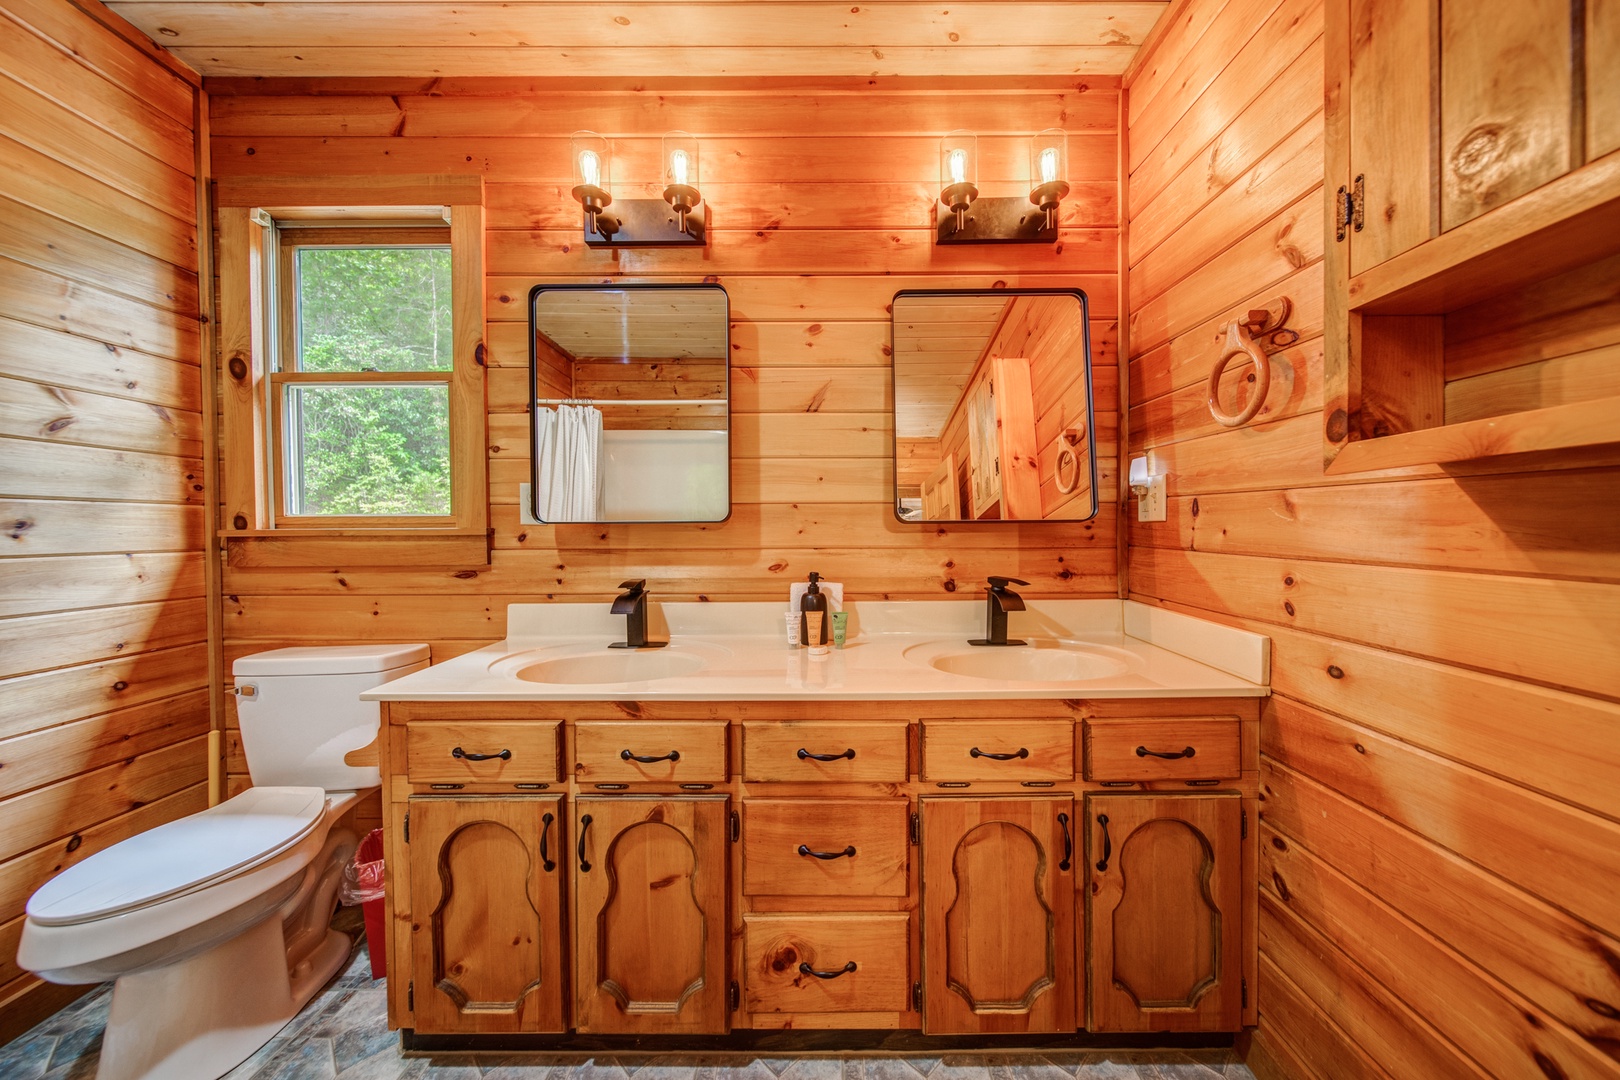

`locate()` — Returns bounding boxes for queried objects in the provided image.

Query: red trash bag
[340,828,388,979]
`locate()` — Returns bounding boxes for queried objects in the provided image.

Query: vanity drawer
[1083,718,1242,782]
[405,721,561,784]
[742,721,909,783]
[573,721,728,784]
[743,799,909,897]
[920,720,1074,782]
[743,913,910,1014]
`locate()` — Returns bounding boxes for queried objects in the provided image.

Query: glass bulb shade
[939,130,978,191]
[1029,128,1068,187]
[570,130,610,193]
[662,130,701,189]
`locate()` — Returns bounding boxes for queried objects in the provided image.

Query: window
[215,176,487,564]
[273,229,454,523]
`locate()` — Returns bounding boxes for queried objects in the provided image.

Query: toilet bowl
[16,644,429,1080]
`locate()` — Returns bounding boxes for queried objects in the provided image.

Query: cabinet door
[573,796,729,1034]
[1086,794,1242,1032]
[920,797,1076,1034]
[408,796,566,1033]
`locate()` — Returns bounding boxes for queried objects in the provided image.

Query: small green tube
[830,611,848,647]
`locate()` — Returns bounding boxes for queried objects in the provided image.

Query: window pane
[295,247,453,372]
[286,384,450,516]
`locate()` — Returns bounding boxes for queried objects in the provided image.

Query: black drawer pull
[1095,813,1112,872]
[578,813,593,873]
[798,961,857,980]
[798,748,856,762]
[451,746,511,762]
[797,844,857,860]
[620,749,680,763]
[1058,811,1072,872]
[1136,745,1196,760]
[970,746,1029,761]
[539,812,556,873]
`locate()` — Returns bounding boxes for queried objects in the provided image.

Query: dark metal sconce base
[935,197,1056,244]
[586,200,707,246]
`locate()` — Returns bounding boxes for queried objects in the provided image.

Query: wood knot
[1327,665,1344,679]
[1325,408,1348,443]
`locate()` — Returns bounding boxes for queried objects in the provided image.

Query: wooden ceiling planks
[106,1,1169,78]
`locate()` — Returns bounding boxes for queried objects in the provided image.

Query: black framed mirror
[891,288,1096,522]
[528,283,730,523]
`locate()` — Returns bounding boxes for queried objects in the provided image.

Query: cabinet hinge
[407,981,414,1010]
[912,981,922,1011]
[729,980,740,1011]
[403,812,409,844]
[1241,977,1248,1009]
[909,811,919,845]
[730,810,740,843]
[1335,174,1366,242]
[1241,809,1248,840]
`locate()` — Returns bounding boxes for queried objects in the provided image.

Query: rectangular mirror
[529,283,730,523]
[892,289,1096,522]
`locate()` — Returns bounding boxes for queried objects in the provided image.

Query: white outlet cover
[518,483,541,525]
[1137,474,1167,522]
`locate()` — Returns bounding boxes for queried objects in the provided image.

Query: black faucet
[969,576,1030,646]
[608,579,666,649]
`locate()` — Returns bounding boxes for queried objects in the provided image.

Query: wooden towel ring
[1055,447,1080,494]
[1208,316,1271,428]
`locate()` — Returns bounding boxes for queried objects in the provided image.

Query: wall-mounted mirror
[529,283,730,523]
[892,289,1096,522]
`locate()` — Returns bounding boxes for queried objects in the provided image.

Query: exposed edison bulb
[1039,146,1059,184]
[578,149,601,189]
[948,147,968,186]
[671,148,690,187]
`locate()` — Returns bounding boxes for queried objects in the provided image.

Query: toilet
[16,644,429,1080]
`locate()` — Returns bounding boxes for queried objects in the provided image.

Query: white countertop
[362,600,1270,702]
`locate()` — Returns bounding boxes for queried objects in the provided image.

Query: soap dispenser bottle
[799,571,830,649]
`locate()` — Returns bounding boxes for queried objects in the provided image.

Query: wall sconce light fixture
[569,129,707,247]
[935,128,1069,244]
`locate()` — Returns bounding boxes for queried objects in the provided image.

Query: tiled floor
[0,915,1255,1080]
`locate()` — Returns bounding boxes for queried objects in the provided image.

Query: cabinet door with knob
[919,796,1076,1034]
[1085,793,1242,1032]
[572,796,730,1034]
[407,795,567,1033]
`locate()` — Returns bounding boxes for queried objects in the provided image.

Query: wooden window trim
[216,176,488,567]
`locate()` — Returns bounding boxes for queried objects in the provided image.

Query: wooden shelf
[1324,395,1620,474]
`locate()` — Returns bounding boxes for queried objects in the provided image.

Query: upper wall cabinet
[891,290,1097,523]
[1324,0,1620,473]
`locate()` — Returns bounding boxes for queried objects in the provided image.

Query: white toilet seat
[28,787,328,927]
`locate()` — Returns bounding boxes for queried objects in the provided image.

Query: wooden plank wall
[1123,1,1620,1078]
[208,77,1126,788]
[0,0,205,1040]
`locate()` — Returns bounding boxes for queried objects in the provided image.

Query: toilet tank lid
[233,643,430,676]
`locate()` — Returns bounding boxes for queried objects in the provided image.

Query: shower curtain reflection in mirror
[533,403,604,521]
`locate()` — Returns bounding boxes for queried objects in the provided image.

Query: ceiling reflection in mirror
[529,283,730,523]
[892,289,1096,522]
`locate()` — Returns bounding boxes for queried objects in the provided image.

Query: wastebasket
[341,828,388,979]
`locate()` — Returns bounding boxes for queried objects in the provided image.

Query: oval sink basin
[515,650,708,685]
[909,641,1130,682]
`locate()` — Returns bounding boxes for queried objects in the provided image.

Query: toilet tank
[232,644,430,791]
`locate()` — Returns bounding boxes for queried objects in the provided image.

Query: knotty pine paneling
[0,0,205,1041]
[209,76,1123,798]
[1124,2,1620,1078]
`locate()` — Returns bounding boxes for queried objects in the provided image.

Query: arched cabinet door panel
[408,795,566,1033]
[920,796,1077,1034]
[573,796,729,1034]
[1086,793,1242,1032]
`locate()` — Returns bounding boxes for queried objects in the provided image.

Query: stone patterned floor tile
[863,1057,934,1080]
[252,1036,340,1080]
[0,1029,59,1080]
[225,1036,296,1080]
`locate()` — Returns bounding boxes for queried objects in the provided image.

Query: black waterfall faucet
[969,576,1030,647]
[609,579,666,649]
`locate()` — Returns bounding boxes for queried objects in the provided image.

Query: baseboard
[402,1029,1240,1055]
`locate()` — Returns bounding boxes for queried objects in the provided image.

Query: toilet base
[95,912,352,1080]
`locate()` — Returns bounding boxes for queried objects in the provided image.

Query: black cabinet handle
[1058,812,1072,872]
[798,961,857,980]
[1095,813,1112,872]
[620,749,681,763]
[797,844,857,860]
[798,748,856,762]
[578,814,593,872]
[540,812,556,873]
[451,746,511,762]
[1136,745,1196,760]
[970,746,1030,760]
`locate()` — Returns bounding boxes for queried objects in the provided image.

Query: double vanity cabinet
[372,695,1259,1042]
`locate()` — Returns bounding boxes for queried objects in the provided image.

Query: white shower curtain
[533,404,604,521]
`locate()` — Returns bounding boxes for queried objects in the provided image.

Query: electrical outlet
[518,483,541,525]
[1136,473,1167,522]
